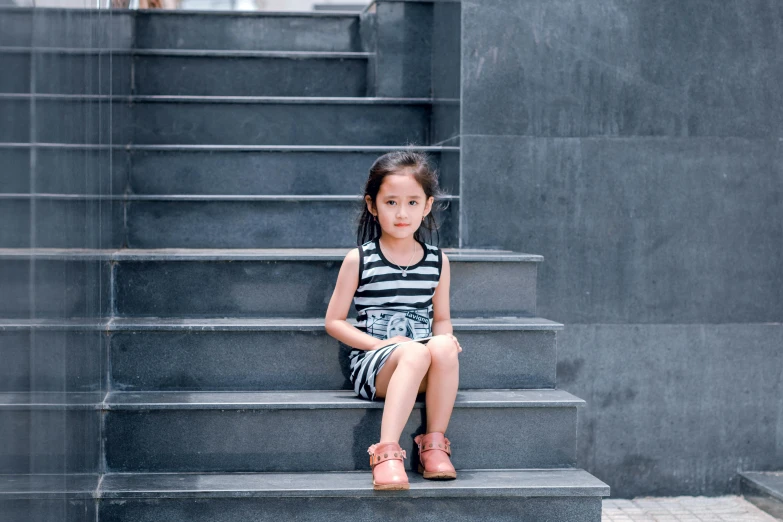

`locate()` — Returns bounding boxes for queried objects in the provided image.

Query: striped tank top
[353,237,443,341]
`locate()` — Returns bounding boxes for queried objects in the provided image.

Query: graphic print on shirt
[364,307,432,340]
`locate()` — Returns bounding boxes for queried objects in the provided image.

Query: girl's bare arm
[431,252,461,352]
[325,248,385,351]
[431,252,453,335]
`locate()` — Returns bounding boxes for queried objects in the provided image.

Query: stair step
[123,196,458,248]
[0,196,123,249]
[0,47,371,97]
[134,11,362,52]
[126,146,458,196]
[130,96,434,146]
[110,248,541,318]
[0,194,456,248]
[0,470,609,522]
[0,252,111,319]
[0,392,102,474]
[0,144,458,196]
[740,471,783,520]
[0,48,132,95]
[0,94,456,147]
[103,389,583,472]
[104,316,562,391]
[133,51,369,97]
[0,8,134,50]
[0,247,541,319]
[0,95,131,144]
[1,316,561,392]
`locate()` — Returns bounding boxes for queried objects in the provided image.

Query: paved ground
[602,496,780,521]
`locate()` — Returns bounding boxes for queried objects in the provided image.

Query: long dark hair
[356,149,449,246]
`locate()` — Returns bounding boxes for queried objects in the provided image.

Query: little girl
[325,150,462,491]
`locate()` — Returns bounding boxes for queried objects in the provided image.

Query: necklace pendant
[401,272,407,277]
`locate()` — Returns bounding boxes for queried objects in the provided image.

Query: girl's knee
[426,335,459,363]
[397,342,431,369]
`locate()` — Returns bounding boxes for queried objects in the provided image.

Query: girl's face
[365,172,434,240]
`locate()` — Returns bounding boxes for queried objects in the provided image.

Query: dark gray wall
[0,5,129,508]
[459,0,783,497]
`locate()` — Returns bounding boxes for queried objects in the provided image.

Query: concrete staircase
[0,7,609,521]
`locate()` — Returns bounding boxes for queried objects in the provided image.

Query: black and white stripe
[348,237,442,401]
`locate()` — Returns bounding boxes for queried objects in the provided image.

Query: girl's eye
[387,201,396,206]
[409,201,417,205]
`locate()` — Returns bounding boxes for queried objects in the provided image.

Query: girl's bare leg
[423,335,460,433]
[374,343,430,442]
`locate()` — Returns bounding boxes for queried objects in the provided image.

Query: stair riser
[124,200,457,248]
[0,330,105,393]
[115,260,538,318]
[1,147,127,195]
[0,148,456,196]
[109,329,556,391]
[134,55,367,97]
[0,409,100,473]
[0,52,132,95]
[127,149,457,196]
[0,9,133,50]
[98,497,602,522]
[132,101,430,146]
[1,499,95,522]
[1,259,111,319]
[740,478,783,520]
[104,406,577,472]
[134,13,361,52]
[0,199,123,249]
[0,98,131,144]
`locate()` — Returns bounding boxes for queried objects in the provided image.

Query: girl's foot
[368,441,409,490]
[414,432,457,480]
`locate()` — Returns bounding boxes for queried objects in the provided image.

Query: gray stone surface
[134,52,368,97]
[113,254,539,317]
[0,407,101,473]
[374,2,432,98]
[0,7,32,47]
[127,147,457,196]
[0,257,111,320]
[0,50,132,95]
[0,8,133,49]
[430,2,461,144]
[0,97,29,142]
[125,198,457,248]
[0,96,132,145]
[0,197,124,248]
[0,499,96,522]
[556,323,783,498]
[1,145,127,195]
[462,135,783,324]
[98,469,608,498]
[0,328,105,392]
[0,473,100,498]
[742,472,783,520]
[134,11,361,52]
[131,98,430,146]
[103,389,580,472]
[741,472,783,503]
[109,319,559,391]
[461,0,783,138]
[100,496,601,522]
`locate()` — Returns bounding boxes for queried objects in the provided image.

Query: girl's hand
[447,333,462,353]
[371,336,412,350]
